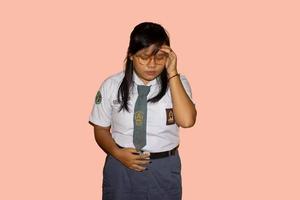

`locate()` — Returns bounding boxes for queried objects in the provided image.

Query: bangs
[129,22,170,55]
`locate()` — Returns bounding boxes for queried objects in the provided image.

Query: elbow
[175,108,197,128]
[178,113,197,128]
[179,119,196,128]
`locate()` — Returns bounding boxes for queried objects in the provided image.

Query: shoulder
[100,71,124,90]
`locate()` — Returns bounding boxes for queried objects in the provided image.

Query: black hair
[117,22,170,112]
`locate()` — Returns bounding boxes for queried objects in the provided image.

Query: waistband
[116,144,179,159]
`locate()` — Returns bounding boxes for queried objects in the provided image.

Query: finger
[129,153,150,162]
[139,153,150,160]
[160,49,176,59]
[136,157,151,163]
[132,164,146,172]
[160,44,171,49]
[159,47,172,54]
[131,153,149,161]
[123,148,139,153]
[135,159,151,166]
[159,45,173,52]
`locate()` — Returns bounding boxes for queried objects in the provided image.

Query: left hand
[159,45,178,77]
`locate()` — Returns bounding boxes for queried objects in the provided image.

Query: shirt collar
[132,71,158,86]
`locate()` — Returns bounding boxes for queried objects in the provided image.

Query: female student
[89,21,197,200]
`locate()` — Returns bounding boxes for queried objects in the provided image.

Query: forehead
[137,44,164,55]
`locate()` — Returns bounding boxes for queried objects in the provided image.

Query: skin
[129,44,167,84]
[92,124,151,172]
[92,44,197,172]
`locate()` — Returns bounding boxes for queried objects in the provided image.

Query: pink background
[1,0,299,199]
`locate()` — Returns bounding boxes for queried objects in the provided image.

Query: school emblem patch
[95,91,102,104]
[166,108,175,125]
[134,111,144,126]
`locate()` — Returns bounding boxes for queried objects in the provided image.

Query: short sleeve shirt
[89,71,193,152]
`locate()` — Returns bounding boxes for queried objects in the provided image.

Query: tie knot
[137,85,151,96]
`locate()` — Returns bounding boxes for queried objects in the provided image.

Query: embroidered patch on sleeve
[95,91,102,104]
[166,108,175,125]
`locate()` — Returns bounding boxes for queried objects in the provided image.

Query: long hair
[117,22,170,112]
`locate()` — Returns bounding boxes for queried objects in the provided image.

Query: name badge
[166,108,175,125]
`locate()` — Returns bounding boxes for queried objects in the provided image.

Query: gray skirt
[102,151,182,200]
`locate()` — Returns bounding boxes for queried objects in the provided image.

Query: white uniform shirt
[89,71,193,152]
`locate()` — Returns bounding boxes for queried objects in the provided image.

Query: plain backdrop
[0,0,299,199]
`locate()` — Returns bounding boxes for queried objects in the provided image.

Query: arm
[168,74,197,128]
[91,123,150,171]
[160,45,197,128]
[92,124,119,156]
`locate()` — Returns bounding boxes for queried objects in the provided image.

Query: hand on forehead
[139,44,169,55]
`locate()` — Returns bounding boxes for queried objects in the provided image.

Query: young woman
[89,22,197,200]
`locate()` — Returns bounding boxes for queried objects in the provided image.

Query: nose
[148,56,156,67]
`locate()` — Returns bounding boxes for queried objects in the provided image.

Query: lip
[145,71,157,76]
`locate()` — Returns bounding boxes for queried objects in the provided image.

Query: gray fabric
[102,151,182,200]
[133,85,151,150]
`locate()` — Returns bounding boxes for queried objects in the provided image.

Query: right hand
[114,147,150,172]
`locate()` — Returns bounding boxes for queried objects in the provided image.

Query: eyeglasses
[134,53,168,65]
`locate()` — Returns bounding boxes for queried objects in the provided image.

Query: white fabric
[89,71,193,152]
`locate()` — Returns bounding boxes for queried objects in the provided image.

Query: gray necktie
[133,85,151,151]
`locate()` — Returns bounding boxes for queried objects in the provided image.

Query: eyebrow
[139,53,165,57]
[141,50,165,56]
